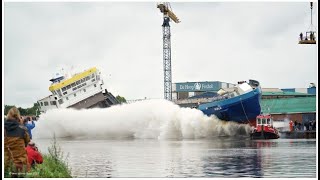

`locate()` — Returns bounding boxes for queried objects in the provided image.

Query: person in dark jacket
[4,107,30,174]
[25,141,43,169]
[310,32,315,41]
[312,120,316,130]
[305,122,309,131]
[309,121,312,130]
[23,116,36,139]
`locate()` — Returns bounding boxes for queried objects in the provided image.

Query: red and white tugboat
[250,114,280,139]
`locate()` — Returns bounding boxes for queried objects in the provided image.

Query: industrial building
[173,82,316,100]
[261,96,316,124]
[172,81,235,100]
[172,80,316,125]
[261,91,315,99]
[281,86,316,95]
[261,86,316,124]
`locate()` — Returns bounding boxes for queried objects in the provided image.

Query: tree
[18,107,27,115]
[116,95,127,103]
[28,103,40,116]
[4,103,40,116]
[4,105,15,115]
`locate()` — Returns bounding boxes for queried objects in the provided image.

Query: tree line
[4,103,40,116]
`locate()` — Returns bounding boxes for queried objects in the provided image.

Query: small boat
[197,79,262,125]
[250,114,280,140]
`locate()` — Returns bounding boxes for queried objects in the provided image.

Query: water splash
[273,117,290,132]
[33,99,251,140]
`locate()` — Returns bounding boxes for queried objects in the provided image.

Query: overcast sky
[3,1,318,108]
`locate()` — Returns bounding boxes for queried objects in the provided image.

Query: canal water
[34,138,316,178]
[32,100,317,178]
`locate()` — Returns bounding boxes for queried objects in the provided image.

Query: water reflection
[253,139,316,178]
[201,138,262,177]
[34,138,316,178]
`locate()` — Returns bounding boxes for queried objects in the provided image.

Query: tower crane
[299,2,316,44]
[157,2,180,101]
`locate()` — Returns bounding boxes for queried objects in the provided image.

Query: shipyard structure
[261,86,316,126]
[172,81,236,108]
[173,81,316,126]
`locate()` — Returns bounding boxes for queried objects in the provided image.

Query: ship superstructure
[38,67,119,112]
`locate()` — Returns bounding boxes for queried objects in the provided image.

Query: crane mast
[157,2,180,101]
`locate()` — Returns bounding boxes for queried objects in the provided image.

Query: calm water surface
[34,138,317,178]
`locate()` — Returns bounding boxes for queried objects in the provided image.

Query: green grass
[5,135,72,178]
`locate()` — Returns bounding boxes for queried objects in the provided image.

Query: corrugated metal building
[281,86,316,95]
[261,96,316,123]
[262,91,315,99]
[261,88,283,92]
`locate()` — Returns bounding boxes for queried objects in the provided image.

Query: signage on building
[175,82,221,92]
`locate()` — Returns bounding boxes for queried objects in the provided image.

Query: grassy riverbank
[5,136,72,178]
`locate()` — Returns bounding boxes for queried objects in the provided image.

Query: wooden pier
[279,130,316,139]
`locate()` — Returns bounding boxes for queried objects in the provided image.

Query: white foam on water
[33,99,251,140]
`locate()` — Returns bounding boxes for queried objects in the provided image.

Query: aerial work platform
[298,2,316,45]
[299,40,316,44]
[299,31,316,44]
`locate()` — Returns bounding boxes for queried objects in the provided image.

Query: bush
[28,135,72,178]
[27,154,72,178]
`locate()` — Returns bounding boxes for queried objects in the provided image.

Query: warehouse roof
[262,91,315,96]
[261,88,283,92]
[261,96,316,114]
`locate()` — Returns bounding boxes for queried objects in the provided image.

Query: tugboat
[250,114,280,139]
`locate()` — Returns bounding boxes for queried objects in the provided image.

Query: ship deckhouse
[38,67,107,112]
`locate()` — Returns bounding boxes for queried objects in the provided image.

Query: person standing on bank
[289,120,294,132]
[4,107,30,173]
[294,120,298,130]
[23,116,36,139]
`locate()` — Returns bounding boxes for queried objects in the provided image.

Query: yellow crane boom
[157,2,180,23]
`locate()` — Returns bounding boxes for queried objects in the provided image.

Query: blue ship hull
[198,87,262,123]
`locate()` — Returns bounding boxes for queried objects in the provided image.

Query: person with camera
[23,116,36,139]
[25,141,43,169]
[4,107,30,174]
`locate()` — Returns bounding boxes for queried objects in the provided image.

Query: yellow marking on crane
[157,2,180,23]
